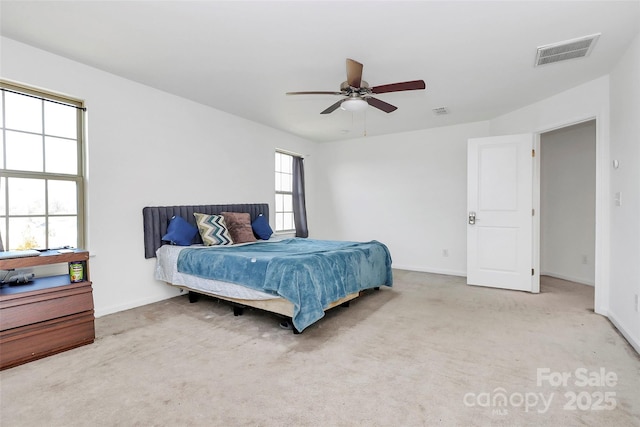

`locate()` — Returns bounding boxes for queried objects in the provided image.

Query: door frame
[533,114,608,316]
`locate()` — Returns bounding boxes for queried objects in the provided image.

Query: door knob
[468,211,476,225]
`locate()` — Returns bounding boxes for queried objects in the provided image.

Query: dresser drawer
[0,311,95,370]
[0,283,94,332]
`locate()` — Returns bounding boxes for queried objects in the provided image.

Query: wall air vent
[432,107,449,115]
[535,33,600,66]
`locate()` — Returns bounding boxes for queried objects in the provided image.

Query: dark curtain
[292,156,309,238]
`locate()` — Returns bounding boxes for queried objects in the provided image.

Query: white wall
[609,32,640,353]
[540,120,596,286]
[1,37,317,316]
[310,121,490,276]
[489,77,610,136]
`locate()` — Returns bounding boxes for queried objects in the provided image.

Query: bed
[143,203,393,332]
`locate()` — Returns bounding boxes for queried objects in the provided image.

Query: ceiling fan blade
[320,99,344,114]
[346,58,363,88]
[371,80,426,94]
[366,97,398,113]
[286,91,345,96]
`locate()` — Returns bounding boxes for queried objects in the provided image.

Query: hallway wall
[540,120,596,285]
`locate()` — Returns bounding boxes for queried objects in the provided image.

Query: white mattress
[154,244,279,301]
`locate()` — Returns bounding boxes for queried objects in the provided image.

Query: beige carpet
[1,271,639,426]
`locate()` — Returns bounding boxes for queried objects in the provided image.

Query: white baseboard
[607,311,640,355]
[540,271,595,286]
[392,264,466,277]
[95,291,180,318]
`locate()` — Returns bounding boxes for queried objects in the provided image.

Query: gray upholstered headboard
[142,203,269,259]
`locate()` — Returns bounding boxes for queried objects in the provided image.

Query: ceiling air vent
[535,33,600,67]
[432,107,449,115]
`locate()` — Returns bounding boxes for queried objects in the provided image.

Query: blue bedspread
[177,238,393,331]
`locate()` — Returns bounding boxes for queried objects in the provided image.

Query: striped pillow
[193,213,233,246]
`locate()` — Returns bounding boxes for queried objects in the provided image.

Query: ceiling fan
[286,58,426,114]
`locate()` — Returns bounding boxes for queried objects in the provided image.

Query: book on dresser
[0,249,95,370]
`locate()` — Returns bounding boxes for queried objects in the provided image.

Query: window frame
[0,80,86,250]
[274,150,296,233]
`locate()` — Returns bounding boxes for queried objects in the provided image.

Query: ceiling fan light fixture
[341,98,368,112]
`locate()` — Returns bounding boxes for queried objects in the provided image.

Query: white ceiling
[1,1,639,142]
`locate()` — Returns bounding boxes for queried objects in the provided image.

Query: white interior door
[467,134,539,292]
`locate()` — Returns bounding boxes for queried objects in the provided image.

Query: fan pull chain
[363,110,367,137]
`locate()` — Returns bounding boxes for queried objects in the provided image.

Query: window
[0,81,85,250]
[274,151,294,232]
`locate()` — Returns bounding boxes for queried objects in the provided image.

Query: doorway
[540,120,597,287]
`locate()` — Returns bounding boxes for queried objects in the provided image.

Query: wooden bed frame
[143,203,378,333]
[181,284,362,319]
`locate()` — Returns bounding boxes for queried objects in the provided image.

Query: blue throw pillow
[251,214,273,240]
[162,215,198,246]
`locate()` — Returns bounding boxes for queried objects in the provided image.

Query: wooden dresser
[0,250,94,370]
